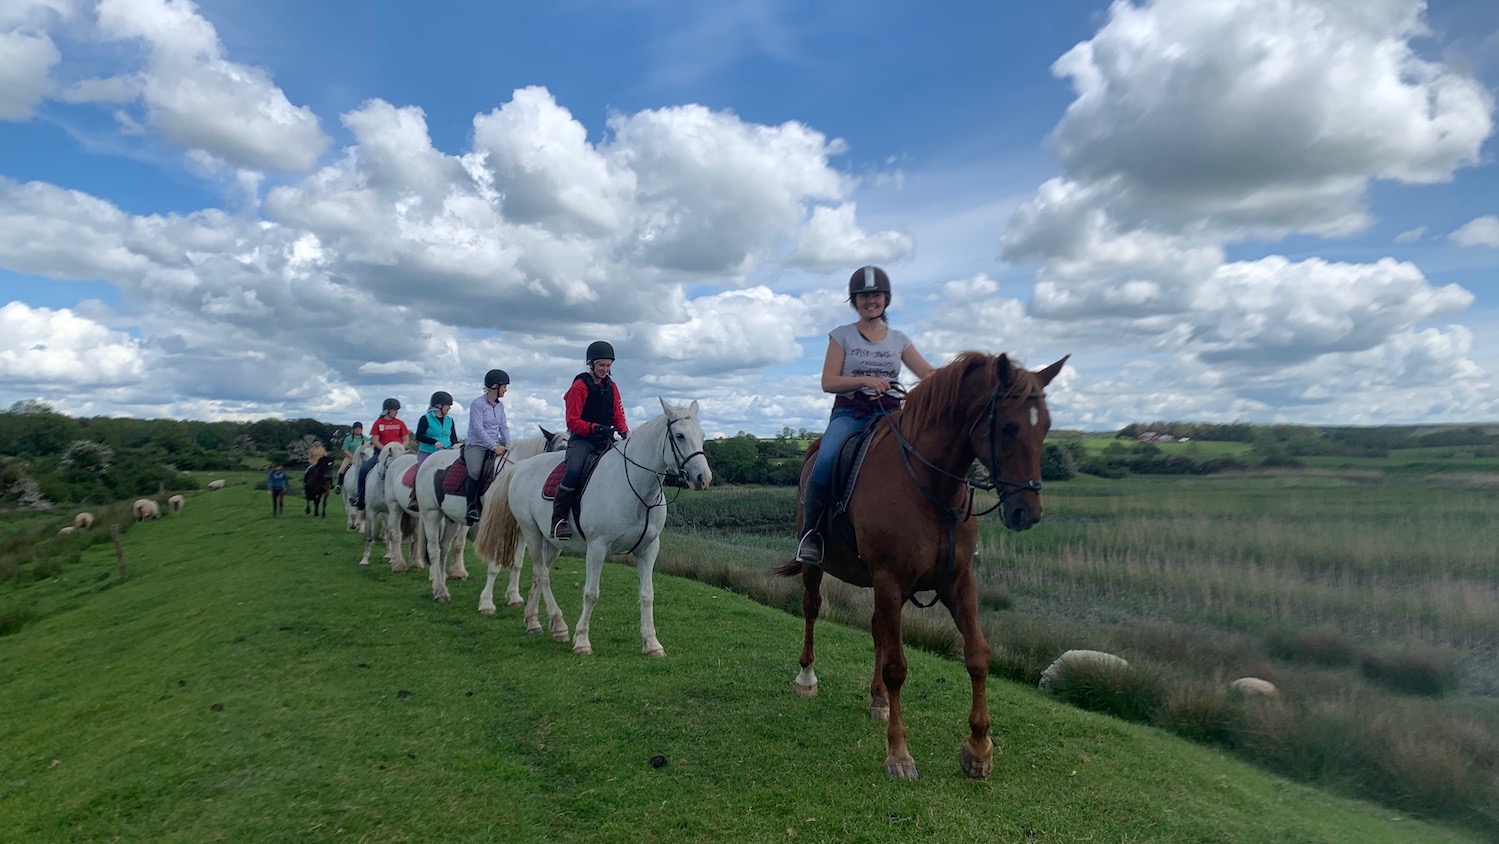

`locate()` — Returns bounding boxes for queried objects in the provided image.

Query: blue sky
[2,0,1498,437]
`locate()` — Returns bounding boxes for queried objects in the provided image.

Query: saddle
[829,423,885,520]
[397,454,501,509]
[541,450,604,500]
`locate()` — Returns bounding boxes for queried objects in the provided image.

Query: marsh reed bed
[658,473,1499,836]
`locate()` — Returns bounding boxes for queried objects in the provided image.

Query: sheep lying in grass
[207,480,226,491]
[133,498,161,521]
[1230,677,1279,697]
[1038,649,1130,692]
[167,494,185,513]
[73,512,94,529]
[57,525,76,537]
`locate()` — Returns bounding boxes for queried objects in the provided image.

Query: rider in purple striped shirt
[462,369,512,524]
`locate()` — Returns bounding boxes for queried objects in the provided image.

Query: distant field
[1079,436,1254,459]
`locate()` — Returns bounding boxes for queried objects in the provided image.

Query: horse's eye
[1000,422,1020,438]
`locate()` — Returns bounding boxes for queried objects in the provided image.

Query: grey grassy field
[0,482,1484,843]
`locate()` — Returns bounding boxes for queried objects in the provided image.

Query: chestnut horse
[776,351,1067,780]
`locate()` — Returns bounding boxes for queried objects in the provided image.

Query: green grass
[0,485,1483,842]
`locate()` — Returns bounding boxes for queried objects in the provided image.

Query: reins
[603,416,705,554]
[881,378,1045,609]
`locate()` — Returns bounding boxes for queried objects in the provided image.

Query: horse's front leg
[795,564,824,696]
[943,566,994,778]
[634,537,665,657]
[872,572,916,780]
[572,540,608,656]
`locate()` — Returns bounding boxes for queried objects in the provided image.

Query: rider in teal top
[414,391,457,466]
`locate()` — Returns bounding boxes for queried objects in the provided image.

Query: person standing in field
[267,462,290,517]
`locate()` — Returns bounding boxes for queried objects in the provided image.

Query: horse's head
[656,397,712,491]
[969,354,1067,531]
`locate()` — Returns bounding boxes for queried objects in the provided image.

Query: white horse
[355,442,419,569]
[380,444,433,573]
[416,428,569,604]
[476,398,712,657]
[343,439,375,533]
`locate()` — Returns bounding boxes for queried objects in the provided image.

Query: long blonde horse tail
[474,469,521,568]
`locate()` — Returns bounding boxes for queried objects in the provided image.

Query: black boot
[465,478,482,525]
[550,486,575,540]
[794,482,829,565]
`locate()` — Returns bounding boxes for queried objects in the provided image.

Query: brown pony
[776,351,1067,780]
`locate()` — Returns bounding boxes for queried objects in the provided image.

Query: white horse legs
[635,538,665,658]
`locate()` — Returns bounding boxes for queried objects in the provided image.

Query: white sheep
[167,494,185,513]
[57,525,76,537]
[73,512,95,529]
[1230,677,1279,697]
[133,498,161,521]
[1038,649,1130,692]
[207,479,226,491]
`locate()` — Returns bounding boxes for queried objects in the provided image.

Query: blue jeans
[561,437,602,489]
[811,408,869,488]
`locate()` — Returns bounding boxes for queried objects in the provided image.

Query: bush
[1359,644,1459,697]
[1264,625,1356,667]
[1040,443,1078,481]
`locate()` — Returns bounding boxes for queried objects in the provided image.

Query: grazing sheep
[58,525,76,536]
[1230,677,1279,697]
[133,498,161,521]
[207,479,226,491]
[1038,649,1130,692]
[167,494,185,513]
[73,512,95,529]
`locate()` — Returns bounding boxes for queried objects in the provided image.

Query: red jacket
[564,374,629,438]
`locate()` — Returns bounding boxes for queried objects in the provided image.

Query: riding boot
[550,486,576,540]
[794,482,830,565]
[464,479,482,526]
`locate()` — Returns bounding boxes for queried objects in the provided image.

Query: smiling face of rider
[590,359,613,380]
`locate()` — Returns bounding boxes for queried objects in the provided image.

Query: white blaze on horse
[416,428,568,603]
[343,439,375,533]
[356,443,419,569]
[476,398,711,657]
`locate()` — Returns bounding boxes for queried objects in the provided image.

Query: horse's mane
[897,351,1040,431]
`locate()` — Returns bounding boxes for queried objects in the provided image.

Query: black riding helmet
[430,390,454,407]
[485,369,510,389]
[847,265,892,301]
[586,340,615,363]
[381,398,401,412]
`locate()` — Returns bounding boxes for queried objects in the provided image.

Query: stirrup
[794,529,823,565]
[551,519,572,540]
[465,508,481,526]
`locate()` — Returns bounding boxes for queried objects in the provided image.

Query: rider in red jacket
[551,341,630,539]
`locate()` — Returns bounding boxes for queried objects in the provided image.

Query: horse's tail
[474,469,521,568]
[773,561,804,578]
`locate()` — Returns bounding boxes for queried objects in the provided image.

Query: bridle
[882,378,1045,607]
[609,414,707,552]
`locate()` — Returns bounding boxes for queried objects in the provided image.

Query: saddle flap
[830,424,882,514]
[401,464,418,488]
[541,460,567,499]
[442,460,467,496]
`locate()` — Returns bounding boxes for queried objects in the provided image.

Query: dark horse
[776,351,1067,780]
[304,454,335,517]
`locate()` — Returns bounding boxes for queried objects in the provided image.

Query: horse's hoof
[869,704,890,722]
[448,570,468,581]
[506,599,524,608]
[433,591,451,603]
[525,626,543,636]
[794,682,818,698]
[644,647,666,658]
[552,631,570,644]
[479,607,496,616]
[884,758,919,780]
[573,645,593,656]
[959,737,994,779]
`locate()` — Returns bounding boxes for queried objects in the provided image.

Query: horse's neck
[510,435,548,461]
[603,416,669,490]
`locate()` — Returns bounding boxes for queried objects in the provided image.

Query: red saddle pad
[541,460,567,499]
[442,460,467,496]
[401,464,418,488]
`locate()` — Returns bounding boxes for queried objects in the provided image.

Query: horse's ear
[995,353,1013,386]
[688,399,699,416]
[1037,355,1070,387]
[659,396,674,417]
[539,426,553,439]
